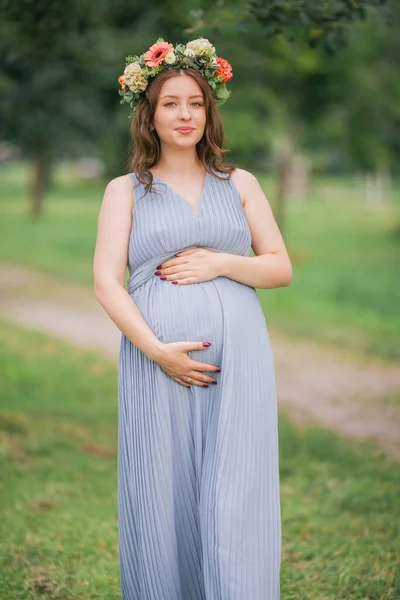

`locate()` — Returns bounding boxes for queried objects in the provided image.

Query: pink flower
[144,41,175,68]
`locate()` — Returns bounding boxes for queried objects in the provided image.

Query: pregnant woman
[93,37,292,600]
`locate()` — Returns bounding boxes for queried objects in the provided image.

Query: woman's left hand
[155,248,224,285]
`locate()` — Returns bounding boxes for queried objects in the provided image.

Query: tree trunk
[286,153,309,201]
[30,148,50,218]
[274,115,303,235]
[275,137,293,235]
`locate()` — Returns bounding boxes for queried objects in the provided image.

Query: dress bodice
[127,168,252,295]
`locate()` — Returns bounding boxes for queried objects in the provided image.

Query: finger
[189,379,210,387]
[183,341,213,352]
[179,372,208,387]
[188,371,216,385]
[174,376,190,387]
[171,277,197,285]
[177,375,204,388]
[161,263,188,275]
[157,259,175,270]
[160,258,188,271]
[189,372,217,384]
[175,249,199,256]
[163,269,190,280]
[191,361,221,372]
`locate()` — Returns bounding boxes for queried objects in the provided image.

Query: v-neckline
[151,170,209,218]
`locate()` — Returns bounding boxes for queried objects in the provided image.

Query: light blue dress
[118,168,281,599]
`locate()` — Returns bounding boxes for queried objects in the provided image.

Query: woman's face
[152,75,206,148]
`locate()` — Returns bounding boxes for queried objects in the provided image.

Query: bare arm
[93,175,164,362]
[219,168,293,289]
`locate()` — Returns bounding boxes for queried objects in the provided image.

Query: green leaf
[215,85,231,100]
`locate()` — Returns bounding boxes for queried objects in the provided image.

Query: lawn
[0,318,398,599]
[0,162,399,359]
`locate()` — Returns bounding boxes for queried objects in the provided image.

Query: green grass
[0,318,399,599]
[259,192,400,360]
[0,319,119,599]
[0,163,102,286]
[0,162,399,359]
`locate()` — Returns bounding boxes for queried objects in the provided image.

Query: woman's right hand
[155,341,221,388]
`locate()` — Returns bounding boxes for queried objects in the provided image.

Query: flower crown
[118,37,233,119]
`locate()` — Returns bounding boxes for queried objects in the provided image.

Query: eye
[163,101,204,107]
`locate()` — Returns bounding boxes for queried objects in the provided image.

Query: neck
[154,147,204,177]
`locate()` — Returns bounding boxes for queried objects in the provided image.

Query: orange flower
[118,74,126,91]
[144,41,174,68]
[214,57,233,83]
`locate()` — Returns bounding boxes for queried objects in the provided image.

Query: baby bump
[131,277,224,368]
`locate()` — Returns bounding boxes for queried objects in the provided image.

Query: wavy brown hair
[125,67,236,197]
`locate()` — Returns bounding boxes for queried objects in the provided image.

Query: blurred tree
[329,3,400,192]
[244,0,389,232]
[0,0,395,224]
[248,0,388,53]
[0,0,111,216]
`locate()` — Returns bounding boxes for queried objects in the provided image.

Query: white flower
[124,62,148,93]
[186,38,216,57]
[164,52,176,64]
[184,48,196,58]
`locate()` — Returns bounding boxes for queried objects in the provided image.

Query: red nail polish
[160,276,167,280]
[156,264,162,269]
[154,271,161,275]
[203,342,211,347]
[171,281,178,284]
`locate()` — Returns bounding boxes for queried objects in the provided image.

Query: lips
[176,127,194,132]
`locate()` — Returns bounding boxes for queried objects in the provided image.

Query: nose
[178,105,192,120]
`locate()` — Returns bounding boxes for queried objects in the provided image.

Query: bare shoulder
[104,173,134,199]
[229,168,261,208]
[101,173,134,214]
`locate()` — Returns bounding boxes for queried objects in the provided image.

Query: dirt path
[1,262,399,461]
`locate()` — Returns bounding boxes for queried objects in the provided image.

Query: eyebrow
[160,94,204,99]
